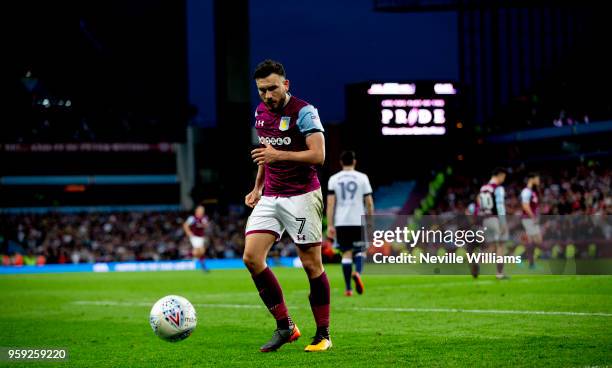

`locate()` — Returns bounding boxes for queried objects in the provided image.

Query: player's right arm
[252,133,325,166]
[245,165,265,208]
[251,106,325,166]
[326,193,336,239]
[183,217,194,237]
[521,189,535,218]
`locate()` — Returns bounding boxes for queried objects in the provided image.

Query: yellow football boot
[304,336,332,352]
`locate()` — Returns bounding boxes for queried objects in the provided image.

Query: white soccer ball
[149,295,197,342]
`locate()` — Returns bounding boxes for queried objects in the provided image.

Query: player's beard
[265,94,286,112]
[265,100,278,111]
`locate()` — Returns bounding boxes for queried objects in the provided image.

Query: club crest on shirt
[279,116,291,131]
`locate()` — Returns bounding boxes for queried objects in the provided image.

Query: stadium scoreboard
[345,81,462,181]
[347,81,460,137]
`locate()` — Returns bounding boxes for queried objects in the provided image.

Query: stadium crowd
[0,211,255,266]
[439,163,611,216]
[2,163,610,265]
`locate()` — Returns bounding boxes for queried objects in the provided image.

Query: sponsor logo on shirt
[259,136,292,146]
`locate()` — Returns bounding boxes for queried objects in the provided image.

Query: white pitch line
[373,276,593,290]
[72,300,612,317]
[355,306,612,317]
[73,301,263,309]
[374,280,496,290]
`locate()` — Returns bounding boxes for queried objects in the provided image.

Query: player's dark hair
[491,167,507,176]
[253,59,286,79]
[340,151,356,166]
[527,172,539,180]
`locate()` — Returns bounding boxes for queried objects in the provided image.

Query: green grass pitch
[1,267,611,367]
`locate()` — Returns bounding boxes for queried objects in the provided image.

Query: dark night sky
[187,0,458,126]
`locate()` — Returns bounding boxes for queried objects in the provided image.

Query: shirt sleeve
[494,186,506,216]
[186,216,195,226]
[520,189,532,204]
[297,105,324,136]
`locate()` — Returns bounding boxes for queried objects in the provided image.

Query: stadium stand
[0,211,249,265]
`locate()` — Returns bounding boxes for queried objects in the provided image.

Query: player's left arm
[495,186,508,229]
[495,186,506,216]
[365,194,374,216]
[363,176,374,216]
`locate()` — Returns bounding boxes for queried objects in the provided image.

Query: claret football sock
[252,267,292,329]
[316,326,330,340]
[308,272,330,334]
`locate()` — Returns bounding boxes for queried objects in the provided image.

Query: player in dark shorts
[327,151,374,296]
[243,60,331,352]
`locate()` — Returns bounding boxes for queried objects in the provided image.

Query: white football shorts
[482,217,508,242]
[521,218,542,237]
[189,236,206,249]
[245,189,323,245]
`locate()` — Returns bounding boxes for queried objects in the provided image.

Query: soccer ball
[149,295,197,342]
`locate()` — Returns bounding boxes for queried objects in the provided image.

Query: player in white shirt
[326,151,374,296]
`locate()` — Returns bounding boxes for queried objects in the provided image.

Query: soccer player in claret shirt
[183,204,209,272]
[243,60,331,352]
[327,151,374,296]
[521,172,542,268]
[476,167,508,279]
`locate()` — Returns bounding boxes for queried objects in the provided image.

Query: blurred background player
[476,168,508,279]
[521,173,542,268]
[243,60,331,353]
[183,205,209,272]
[327,151,374,296]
